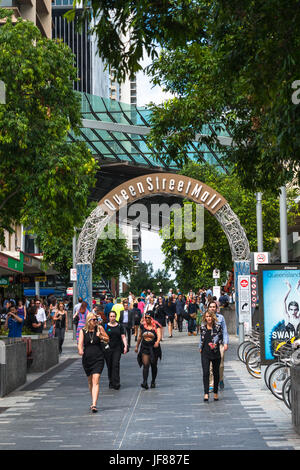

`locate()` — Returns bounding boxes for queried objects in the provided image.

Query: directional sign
[238,275,251,328]
[70,268,77,282]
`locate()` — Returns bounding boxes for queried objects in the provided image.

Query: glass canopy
[68,92,231,174]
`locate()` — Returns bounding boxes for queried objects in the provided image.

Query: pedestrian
[175,294,185,332]
[75,301,89,342]
[104,297,114,319]
[199,310,223,402]
[144,297,155,316]
[196,296,205,335]
[35,299,47,332]
[78,312,109,413]
[111,297,123,321]
[165,297,176,338]
[104,311,128,390]
[187,297,198,336]
[17,299,27,321]
[135,313,162,389]
[207,301,229,391]
[27,305,43,334]
[119,300,134,349]
[3,305,24,337]
[131,302,143,341]
[53,301,68,354]
[153,296,166,340]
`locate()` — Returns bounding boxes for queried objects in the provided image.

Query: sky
[135,54,175,278]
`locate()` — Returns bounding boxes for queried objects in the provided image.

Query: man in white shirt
[35,299,47,332]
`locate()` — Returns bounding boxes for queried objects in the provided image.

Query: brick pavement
[0,325,300,450]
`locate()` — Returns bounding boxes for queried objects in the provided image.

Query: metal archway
[75,173,250,308]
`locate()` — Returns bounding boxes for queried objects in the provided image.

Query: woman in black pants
[135,314,162,389]
[104,311,128,390]
[199,311,223,402]
[53,301,68,354]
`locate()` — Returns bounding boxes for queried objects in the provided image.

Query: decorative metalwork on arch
[76,173,250,265]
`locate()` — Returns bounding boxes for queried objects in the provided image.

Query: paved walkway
[1,326,300,450]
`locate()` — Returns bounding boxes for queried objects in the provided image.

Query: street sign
[213,285,221,299]
[34,276,46,282]
[67,287,73,296]
[238,275,251,330]
[213,269,220,279]
[70,268,77,282]
[250,274,258,310]
[253,252,270,271]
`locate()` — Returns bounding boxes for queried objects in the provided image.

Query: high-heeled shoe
[204,394,209,402]
[214,394,219,401]
[141,382,149,390]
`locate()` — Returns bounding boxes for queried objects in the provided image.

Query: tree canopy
[0,11,98,246]
[160,163,299,291]
[70,0,300,192]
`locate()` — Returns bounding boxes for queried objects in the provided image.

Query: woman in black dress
[104,311,128,390]
[153,296,166,340]
[165,297,176,338]
[53,301,68,354]
[199,311,223,402]
[78,312,109,412]
[135,313,162,389]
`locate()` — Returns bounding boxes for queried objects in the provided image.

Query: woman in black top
[153,296,166,339]
[135,314,162,389]
[199,311,223,402]
[53,301,68,354]
[78,312,109,412]
[104,311,128,390]
[165,298,176,338]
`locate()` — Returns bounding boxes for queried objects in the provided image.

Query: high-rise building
[1,0,52,38]
[52,0,110,97]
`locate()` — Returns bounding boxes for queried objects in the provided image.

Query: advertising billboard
[258,263,300,364]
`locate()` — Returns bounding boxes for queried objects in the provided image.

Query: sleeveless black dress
[82,327,105,376]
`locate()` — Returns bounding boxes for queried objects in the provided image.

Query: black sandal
[91,405,98,413]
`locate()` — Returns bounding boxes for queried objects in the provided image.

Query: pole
[72,232,77,340]
[256,192,264,251]
[34,238,40,298]
[279,186,288,263]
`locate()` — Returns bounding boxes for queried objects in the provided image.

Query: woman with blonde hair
[78,312,109,413]
[199,309,223,402]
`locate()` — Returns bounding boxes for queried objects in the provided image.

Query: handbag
[190,313,197,319]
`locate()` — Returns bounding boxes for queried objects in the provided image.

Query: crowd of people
[0,287,232,411]
[0,295,70,354]
[74,287,231,412]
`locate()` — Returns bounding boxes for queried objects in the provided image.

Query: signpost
[238,274,252,335]
[252,251,270,272]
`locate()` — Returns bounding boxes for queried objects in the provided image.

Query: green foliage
[127,261,174,296]
[0,14,98,245]
[160,163,300,290]
[66,0,204,81]
[38,222,134,284]
[71,0,300,191]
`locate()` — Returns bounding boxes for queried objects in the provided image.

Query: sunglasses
[90,318,97,322]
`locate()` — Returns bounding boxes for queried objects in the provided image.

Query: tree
[127,261,174,296]
[70,1,300,192]
[160,163,300,290]
[0,11,98,246]
[38,222,134,285]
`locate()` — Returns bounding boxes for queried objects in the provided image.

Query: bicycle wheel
[264,361,283,390]
[268,364,290,400]
[237,340,254,363]
[282,376,292,410]
[246,347,261,378]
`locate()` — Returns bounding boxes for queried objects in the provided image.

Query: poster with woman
[258,264,300,363]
